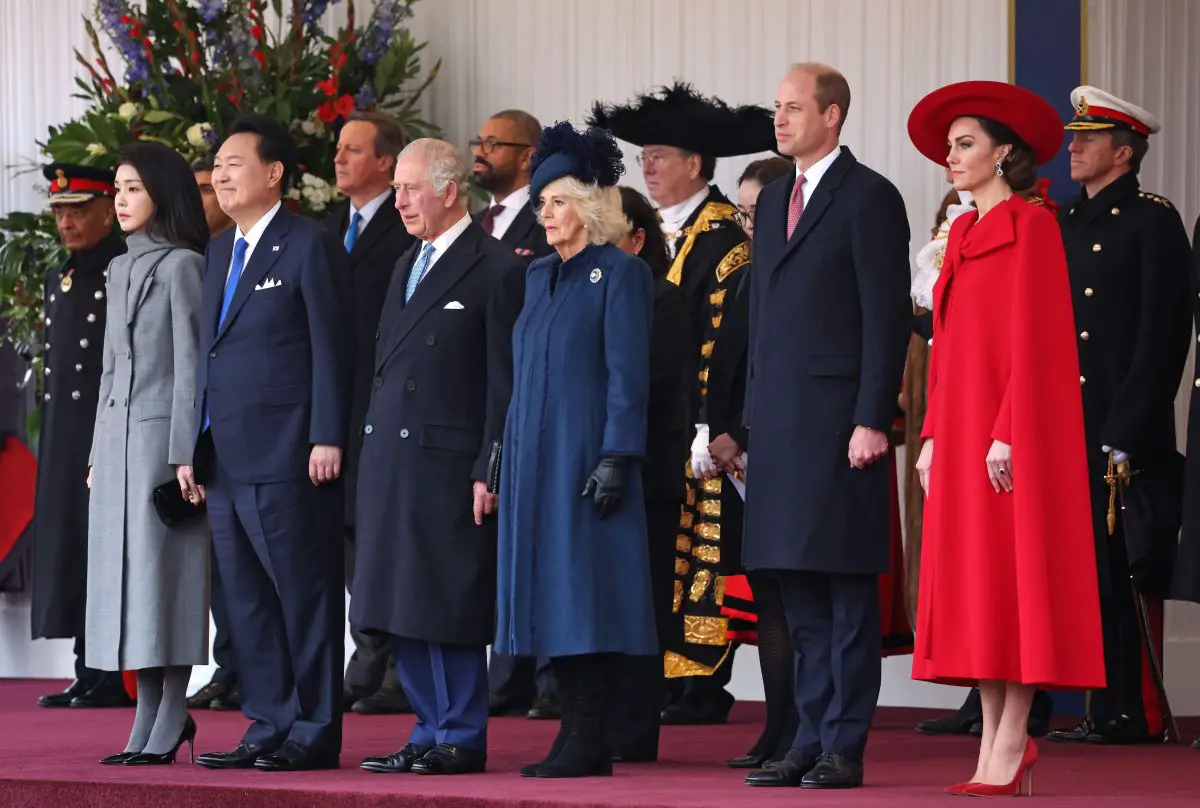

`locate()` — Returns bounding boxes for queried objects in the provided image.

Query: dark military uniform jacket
[663,185,751,678]
[30,233,125,639]
[1060,173,1192,595]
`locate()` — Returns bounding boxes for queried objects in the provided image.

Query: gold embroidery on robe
[695,521,721,541]
[683,615,729,646]
[714,575,727,605]
[700,478,722,494]
[698,498,721,517]
[666,201,738,286]
[701,340,715,358]
[710,288,727,306]
[672,580,683,613]
[692,543,720,564]
[711,313,723,328]
[676,534,692,553]
[714,240,750,284]
[688,569,712,602]
[675,557,690,576]
[679,511,694,529]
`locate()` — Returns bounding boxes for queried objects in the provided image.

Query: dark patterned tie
[786,173,807,239]
[481,204,503,235]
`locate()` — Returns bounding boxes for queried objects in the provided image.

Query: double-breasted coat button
[71,391,80,400]
[75,364,82,372]
[94,290,104,300]
[209,351,216,358]
[45,343,50,351]
[44,367,50,375]
[50,294,55,303]
[1085,288,1094,297]
[1080,331,1090,340]
[400,428,410,438]
[372,377,383,388]
[44,393,50,401]
[45,317,51,326]
[426,335,436,346]
[108,399,114,407]
[1111,207,1120,215]
[406,380,416,391]
[364,424,374,435]
[87,313,96,323]
[1195,379,1200,389]
[1080,376,1087,385]
[79,338,88,348]
[1092,244,1102,252]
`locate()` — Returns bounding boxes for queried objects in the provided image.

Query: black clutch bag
[152,479,206,527]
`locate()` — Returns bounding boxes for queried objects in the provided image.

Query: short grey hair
[399,138,470,196]
[536,176,630,246]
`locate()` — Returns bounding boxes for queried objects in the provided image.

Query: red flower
[251,25,264,41]
[334,94,354,118]
[252,50,266,70]
[316,78,338,97]
[316,95,355,124]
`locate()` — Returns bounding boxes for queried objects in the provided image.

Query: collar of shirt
[229,200,282,279]
[487,184,531,240]
[421,212,472,272]
[796,146,842,208]
[348,188,393,232]
[658,186,711,235]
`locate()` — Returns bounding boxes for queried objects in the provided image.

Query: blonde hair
[537,176,629,246]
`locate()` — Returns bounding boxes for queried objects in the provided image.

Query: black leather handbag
[152,479,206,527]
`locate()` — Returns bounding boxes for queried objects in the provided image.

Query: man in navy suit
[192,114,351,772]
[742,64,911,790]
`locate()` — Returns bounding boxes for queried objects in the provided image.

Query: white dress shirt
[227,200,282,281]
[796,145,843,209]
[420,213,473,274]
[488,185,530,240]
[347,188,393,239]
[658,186,710,236]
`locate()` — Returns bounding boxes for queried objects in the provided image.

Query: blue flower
[360,0,412,65]
[95,0,153,87]
[197,0,225,23]
[354,84,377,110]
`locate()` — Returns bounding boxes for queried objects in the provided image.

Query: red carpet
[0,680,1195,807]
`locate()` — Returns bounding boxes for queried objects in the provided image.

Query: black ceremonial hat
[586,80,776,158]
[42,162,117,207]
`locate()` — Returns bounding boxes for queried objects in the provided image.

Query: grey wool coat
[85,234,209,671]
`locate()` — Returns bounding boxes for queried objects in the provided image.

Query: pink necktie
[786,173,807,239]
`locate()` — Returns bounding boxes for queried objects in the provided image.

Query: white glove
[690,424,718,479]
[1102,445,1129,464]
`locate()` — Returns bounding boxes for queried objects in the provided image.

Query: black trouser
[73,635,119,688]
[487,652,555,708]
[343,527,398,700]
[208,547,238,690]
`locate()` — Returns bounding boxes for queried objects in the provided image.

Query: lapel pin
[589,268,603,283]
[272,245,280,252]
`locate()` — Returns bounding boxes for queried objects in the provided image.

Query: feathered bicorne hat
[528,121,626,202]
[586,80,776,157]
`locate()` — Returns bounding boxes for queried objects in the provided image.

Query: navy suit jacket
[194,205,352,484]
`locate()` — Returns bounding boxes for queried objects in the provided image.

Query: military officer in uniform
[588,82,775,725]
[31,163,132,708]
[1046,87,1192,745]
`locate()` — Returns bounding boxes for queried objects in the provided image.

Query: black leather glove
[580,456,628,519]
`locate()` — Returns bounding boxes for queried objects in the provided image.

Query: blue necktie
[344,211,362,253]
[404,243,436,303]
[203,237,248,432]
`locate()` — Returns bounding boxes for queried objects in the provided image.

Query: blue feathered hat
[528,121,626,205]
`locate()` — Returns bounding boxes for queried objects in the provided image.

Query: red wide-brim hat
[908,81,1064,166]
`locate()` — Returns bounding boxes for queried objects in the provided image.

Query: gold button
[1085,288,1094,297]
[1081,376,1087,385]
[1092,243,1102,252]
[1111,207,1120,215]
[1080,331,1090,340]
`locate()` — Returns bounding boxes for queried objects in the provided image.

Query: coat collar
[956,196,1021,260]
[207,206,292,345]
[123,235,175,326]
[1065,171,1139,227]
[767,148,857,277]
[347,191,401,261]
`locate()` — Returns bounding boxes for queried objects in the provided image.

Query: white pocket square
[254,278,282,291]
[443,301,465,310]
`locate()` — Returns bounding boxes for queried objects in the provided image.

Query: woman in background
[87,141,209,766]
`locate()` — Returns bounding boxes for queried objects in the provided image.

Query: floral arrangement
[1,0,440,408]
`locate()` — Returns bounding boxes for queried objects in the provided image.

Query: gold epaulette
[715,240,750,284]
[1138,191,1175,209]
[666,201,740,287]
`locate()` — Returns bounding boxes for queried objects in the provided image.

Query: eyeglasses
[469,138,533,155]
[732,207,754,227]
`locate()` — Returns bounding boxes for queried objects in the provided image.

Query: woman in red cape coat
[909,81,1104,795]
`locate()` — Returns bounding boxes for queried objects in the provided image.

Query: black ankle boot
[537,656,613,779]
[521,659,577,777]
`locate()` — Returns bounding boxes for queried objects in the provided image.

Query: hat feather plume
[531,120,626,188]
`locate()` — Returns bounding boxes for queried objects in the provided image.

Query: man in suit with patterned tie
[353,139,524,775]
[469,109,556,719]
[742,64,910,790]
[471,110,554,266]
[192,115,352,772]
[323,111,416,717]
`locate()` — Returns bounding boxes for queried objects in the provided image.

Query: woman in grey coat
[86,142,210,765]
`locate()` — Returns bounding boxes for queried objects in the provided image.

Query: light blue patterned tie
[344,211,362,253]
[404,243,435,303]
[203,236,248,431]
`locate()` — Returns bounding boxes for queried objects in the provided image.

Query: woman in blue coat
[494,122,657,778]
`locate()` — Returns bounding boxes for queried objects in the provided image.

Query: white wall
[2,0,1196,715]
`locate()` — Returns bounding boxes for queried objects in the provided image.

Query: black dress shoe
[488,694,531,717]
[196,741,270,770]
[255,741,339,771]
[1047,715,1097,743]
[726,752,770,769]
[209,690,242,711]
[745,750,817,787]
[916,711,982,736]
[411,744,486,775]
[800,753,863,789]
[39,679,93,708]
[352,686,412,716]
[660,695,733,726]
[527,693,560,720]
[361,743,433,773]
[70,678,135,708]
[186,681,227,710]
[1085,716,1159,745]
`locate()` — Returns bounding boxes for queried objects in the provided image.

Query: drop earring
[994,161,1004,177]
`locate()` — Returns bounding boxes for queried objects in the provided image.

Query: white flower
[86,143,107,156]
[186,123,213,150]
[287,188,302,201]
[301,172,320,188]
[300,119,320,136]
[117,102,142,120]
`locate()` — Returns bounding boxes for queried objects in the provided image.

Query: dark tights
[746,572,799,761]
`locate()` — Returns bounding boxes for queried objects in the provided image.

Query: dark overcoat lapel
[210,209,292,345]
[767,150,858,280]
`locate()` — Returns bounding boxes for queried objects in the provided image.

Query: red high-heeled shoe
[945,781,976,796]
[963,739,1038,797]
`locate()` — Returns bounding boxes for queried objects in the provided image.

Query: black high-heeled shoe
[99,752,137,765]
[125,715,197,765]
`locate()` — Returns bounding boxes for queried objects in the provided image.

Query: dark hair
[973,117,1038,192]
[226,114,299,193]
[190,156,215,173]
[118,142,210,252]
[618,186,670,278]
[738,156,794,187]
[1109,129,1149,174]
[347,111,407,164]
[491,109,543,148]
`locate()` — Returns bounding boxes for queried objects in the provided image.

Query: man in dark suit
[323,111,416,717]
[470,109,555,718]
[192,115,351,772]
[742,63,910,790]
[354,139,524,776]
